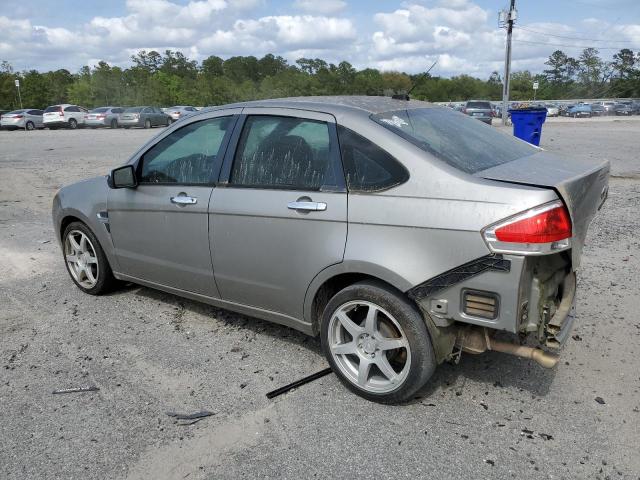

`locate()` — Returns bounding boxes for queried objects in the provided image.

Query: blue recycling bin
[508,108,547,146]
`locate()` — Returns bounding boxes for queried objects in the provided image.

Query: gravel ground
[1,118,639,480]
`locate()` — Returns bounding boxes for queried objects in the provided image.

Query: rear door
[210,108,347,319]
[108,111,240,296]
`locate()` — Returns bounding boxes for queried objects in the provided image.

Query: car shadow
[114,283,556,401]
[125,283,322,355]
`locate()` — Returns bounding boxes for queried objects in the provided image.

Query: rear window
[372,108,537,174]
[466,101,492,109]
[91,107,109,113]
[125,107,144,113]
[44,106,61,113]
[7,110,26,114]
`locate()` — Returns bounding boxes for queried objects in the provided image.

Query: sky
[1,0,639,78]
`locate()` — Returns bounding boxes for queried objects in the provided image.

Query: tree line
[1,47,639,110]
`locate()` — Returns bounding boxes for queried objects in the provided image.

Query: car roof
[215,95,436,117]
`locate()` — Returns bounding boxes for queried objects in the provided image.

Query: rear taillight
[14,115,23,119]
[482,201,572,255]
[59,111,64,116]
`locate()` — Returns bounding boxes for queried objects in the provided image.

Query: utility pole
[500,0,516,126]
[15,79,23,109]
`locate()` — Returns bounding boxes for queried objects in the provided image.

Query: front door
[210,110,347,319]
[108,113,237,297]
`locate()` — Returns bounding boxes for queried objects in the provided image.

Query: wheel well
[310,273,402,336]
[60,215,83,239]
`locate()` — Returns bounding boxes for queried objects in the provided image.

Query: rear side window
[65,106,79,112]
[139,116,232,185]
[44,106,60,113]
[337,125,408,192]
[230,115,336,191]
[372,108,536,174]
[28,110,43,115]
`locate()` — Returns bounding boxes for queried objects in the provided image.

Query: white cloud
[1,1,639,77]
[293,0,346,15]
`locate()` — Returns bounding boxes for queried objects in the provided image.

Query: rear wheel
[62,222,116,295]
[321,280,436,404]
[26,121,35,131]
[144,119,151,129]
[68,118,78,129]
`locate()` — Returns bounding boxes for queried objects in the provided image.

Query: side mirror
[109,165,137,189]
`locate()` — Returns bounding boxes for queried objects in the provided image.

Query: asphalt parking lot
[1,118,639,480]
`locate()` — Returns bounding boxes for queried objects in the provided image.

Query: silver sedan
[52,96,608,403]
[85,107,125,128]
[0,109,44,130]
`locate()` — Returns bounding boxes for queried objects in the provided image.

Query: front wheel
[144,119,151,129]
[62,222,116,295]
[321,280,436,404]
[26,121,35,131]
[110,119,118,129]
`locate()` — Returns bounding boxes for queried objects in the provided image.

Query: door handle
[170,195,197,205]
[287,201,327,212]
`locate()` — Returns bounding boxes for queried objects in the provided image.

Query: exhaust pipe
[458,327,559,369]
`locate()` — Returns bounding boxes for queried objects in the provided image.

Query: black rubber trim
[407,254,511,301]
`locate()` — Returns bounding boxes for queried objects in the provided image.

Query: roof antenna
[392,60,438,101]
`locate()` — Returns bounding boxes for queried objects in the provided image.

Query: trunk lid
[477,150,609,268]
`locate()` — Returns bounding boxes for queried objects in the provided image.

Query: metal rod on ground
[266,367,333,399]
[501,0,516,126]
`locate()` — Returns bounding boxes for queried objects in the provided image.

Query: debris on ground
[166,410,215,425]
[266,367,332,399]
[52,385,99,394]
[595,396,606,405]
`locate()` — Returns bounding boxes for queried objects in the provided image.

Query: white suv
[43,104,88,129]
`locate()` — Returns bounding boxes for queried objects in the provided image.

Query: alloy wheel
[64,230,99,289]
[328,300,411,393]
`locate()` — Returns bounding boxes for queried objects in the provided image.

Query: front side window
[139,116,232,185]
[372,108,536,174]
[230,115,335,191]
[65,106,79,112]
[337,125,409,192]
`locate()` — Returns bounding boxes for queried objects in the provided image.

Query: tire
[68,118,78,129]
[110,119,118,129]
[26,121,35,131]
[321,280,436,404]
[62,221,117,295]
[167,118,173,125]
[144,119,151,129]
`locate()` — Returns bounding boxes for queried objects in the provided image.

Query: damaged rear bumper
[408,252,577,362]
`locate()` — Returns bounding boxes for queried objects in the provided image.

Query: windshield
[91,107,109,113]
[372,108,537,174]
[124,107,144,113]
[466,101,492,109]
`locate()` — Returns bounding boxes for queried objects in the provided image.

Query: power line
[517,25,633,43]
[514,39,633,50]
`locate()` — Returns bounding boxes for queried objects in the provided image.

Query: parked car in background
[567,104,592,118]
[0,109,44,130]
[86,107,125,128]
[119,107,170,129]
[600,101,616,115]
[52,96,609,403]
[545,103,559,117]
[618,101,639,115]
[166,106,198,123]
[461,100,493,124]
[590,104,605,116]
[614,103,633,116]
[43,104,88,129]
